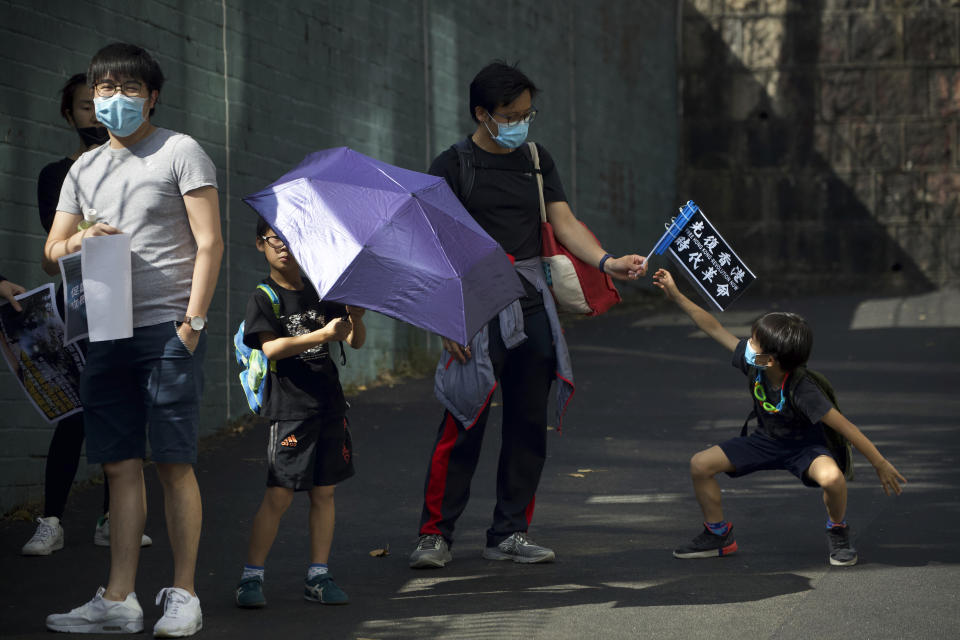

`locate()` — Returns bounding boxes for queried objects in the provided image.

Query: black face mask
[77,126,109,147]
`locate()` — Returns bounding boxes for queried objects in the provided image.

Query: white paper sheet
[81,234,133,342]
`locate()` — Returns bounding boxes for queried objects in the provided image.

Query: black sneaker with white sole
[673,525,738,559]
[826,525,858,566]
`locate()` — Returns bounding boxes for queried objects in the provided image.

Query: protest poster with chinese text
[667,208,755,311]
[649,201,756,311]
[0,284,85,423]
[58,252,88,345]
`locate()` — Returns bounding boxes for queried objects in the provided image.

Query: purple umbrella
[243,147,525,345]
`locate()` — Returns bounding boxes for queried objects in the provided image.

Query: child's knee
[309,485,335,504]
[812,460,845,490]
[690,451,715,478]
[265,486,295,511]
[821,469,845,490]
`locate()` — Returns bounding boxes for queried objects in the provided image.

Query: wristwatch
[185,315,207,331]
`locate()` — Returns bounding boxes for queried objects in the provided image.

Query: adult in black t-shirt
[21,74,119,557]
[410,61,647,568]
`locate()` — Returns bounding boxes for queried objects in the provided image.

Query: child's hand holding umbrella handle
[323,316,353,342]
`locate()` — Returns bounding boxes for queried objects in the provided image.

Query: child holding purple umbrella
[234,216,366,608]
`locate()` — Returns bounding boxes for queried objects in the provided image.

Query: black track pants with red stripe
[418,310,556,548]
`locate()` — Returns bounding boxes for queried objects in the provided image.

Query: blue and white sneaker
[304,573,349,605]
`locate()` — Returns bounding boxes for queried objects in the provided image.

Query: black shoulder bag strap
[451,138,539,203]
[451,137,476,202]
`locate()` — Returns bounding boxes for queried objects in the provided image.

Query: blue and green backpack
[234,283,280,413]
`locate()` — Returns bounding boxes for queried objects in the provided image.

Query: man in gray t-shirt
[56,128,217,327]
[42,43,222,637]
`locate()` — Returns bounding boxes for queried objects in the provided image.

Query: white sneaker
[46,586,144,633]
[22,516,64,556]
[94,514,154,548]
[153,587,202,638]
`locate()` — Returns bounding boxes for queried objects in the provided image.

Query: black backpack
[741,366,854,480]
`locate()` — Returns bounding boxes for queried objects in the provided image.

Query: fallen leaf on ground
[369,545,390,557]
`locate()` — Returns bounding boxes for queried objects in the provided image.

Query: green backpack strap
[257,283,280,316]
[787,367,854,481]
[256,283,281,373]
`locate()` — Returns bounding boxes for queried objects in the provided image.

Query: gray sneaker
[409,534,452,569]
[22,516,64,556]
[827,525,858,566]
[482,532,555,564]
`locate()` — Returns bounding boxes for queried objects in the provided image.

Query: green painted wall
[0,0,677,511]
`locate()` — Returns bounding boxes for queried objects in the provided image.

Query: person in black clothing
[234,217,366,608]
[410,61,647,568]
[36,73,110,232]
[21,73,151,556]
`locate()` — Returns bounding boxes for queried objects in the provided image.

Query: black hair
[59,73,89,122]
[469,60,538,123]
[87,42,164,116]
[256,216,274,239]
[751,312,813,372]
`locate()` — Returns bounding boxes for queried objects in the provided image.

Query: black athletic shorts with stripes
[266,414,354,490]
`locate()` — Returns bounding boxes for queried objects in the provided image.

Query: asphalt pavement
[2,290,959,640]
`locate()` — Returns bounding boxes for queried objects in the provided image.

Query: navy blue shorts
[266,414,355,491]
[719,430,834,488]
[80,321,207,464]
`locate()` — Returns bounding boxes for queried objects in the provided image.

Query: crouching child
[653,268,905,566]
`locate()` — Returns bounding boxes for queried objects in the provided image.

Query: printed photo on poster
[0,284,85,423]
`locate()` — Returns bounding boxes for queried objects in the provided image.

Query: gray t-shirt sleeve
[56,164,83,215]
[171,136,218,195]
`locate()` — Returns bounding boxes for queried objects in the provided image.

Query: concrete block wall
[679,0,960,293]
[0,0,678,512]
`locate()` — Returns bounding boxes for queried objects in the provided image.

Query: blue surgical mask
[744,340,769,369]
[483,117,529,149]
[94,94,146,138]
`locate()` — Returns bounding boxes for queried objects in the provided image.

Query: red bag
[529,143,621,316]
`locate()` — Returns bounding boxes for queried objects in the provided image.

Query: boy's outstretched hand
[653,268,681,301]
[875,459,907,496]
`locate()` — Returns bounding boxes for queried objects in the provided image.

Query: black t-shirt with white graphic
[243,276,348,420]
[429,137,568,315]
[732,338,833,442]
